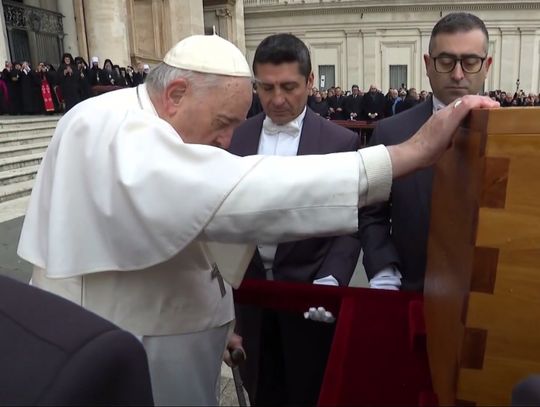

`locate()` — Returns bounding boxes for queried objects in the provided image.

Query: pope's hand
[387,95,499,179]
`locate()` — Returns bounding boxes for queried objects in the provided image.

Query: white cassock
[17,84,392,405]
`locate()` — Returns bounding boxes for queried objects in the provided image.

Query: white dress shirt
[257,108,306,278]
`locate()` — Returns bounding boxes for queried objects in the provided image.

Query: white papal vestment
[18,85,392,405]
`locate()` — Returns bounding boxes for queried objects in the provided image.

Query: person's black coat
[57,63,81,111]
[362,91,386,120]
[0,275,154,405]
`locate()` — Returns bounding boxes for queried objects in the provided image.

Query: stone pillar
[420,29,431,92]
[362,29,377,90]
[233,0,246,55]
[83,0,130,67]
[499,28,520,93]
[345,30,361,91]
[164,0,204,48]
[518,28,537,93]
[0,2,11,63]
[58,0,79,57]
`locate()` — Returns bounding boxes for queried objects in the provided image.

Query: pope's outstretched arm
[204,95,499,244]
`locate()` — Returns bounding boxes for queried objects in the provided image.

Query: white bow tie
[262,117,300,136]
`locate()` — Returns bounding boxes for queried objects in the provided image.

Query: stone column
[163,0,204,48]
[233,0,246,55]
[361,29,377,90]
[419,29,431,92]
[0,2,11,63]
[499,28,520,93]
[58,0,79,57]
[518,28,537,93]
[83,0,130,67]
[345,30,361,91]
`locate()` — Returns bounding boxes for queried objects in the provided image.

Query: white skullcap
[143,64,150,70]
[91,56,98,63]
[163,34,251,77]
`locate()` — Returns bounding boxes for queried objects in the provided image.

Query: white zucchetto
[163,34,251,77]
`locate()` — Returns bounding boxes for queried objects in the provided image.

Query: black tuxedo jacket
[0,275,153,405]
[358,98,433,291]
[229,107,362,285]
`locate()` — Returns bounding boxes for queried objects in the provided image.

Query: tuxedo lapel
[296,108,322,156]
[237,113,265,155]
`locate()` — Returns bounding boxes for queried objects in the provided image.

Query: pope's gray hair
[145,62,238,96]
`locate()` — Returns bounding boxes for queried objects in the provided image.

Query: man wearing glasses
[359,12,492,292]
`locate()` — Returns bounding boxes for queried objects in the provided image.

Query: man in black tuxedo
[0,275,153,405]
[359,12,493,291]
[229,33,361,406]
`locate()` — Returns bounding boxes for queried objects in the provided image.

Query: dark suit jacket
[358,98,433,291]
[362,91,386,120]
[343,94,363,118]
[0,275,154,405]
[229,107,361,285]
[327,95,347,120]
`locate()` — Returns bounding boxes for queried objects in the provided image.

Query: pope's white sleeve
[203,145,392,244]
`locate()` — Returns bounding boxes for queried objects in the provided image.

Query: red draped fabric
[234,280,436,406]
[41,78,55,112]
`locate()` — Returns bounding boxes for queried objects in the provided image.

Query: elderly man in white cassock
[17,34,498,405]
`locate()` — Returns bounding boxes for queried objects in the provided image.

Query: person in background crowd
[89,56,102,86]
[419,90,428,102]
[20,61,42,114]
[343,84,363,120]
[125,66,136,87]
[0,66,9,114]
[75,57,92,100]
[132,62,146,86]
[7,62,22,114]
[362,84,386,120]
[101,59,117,86]
[384,88,398,117]
[310,90,329,117]
[119,67,132,87]
[57,53,81,112]
[395,87,419,114]
[328,86,346,119]
[113,65,127,87]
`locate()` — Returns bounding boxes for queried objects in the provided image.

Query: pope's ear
[165,78,188,105]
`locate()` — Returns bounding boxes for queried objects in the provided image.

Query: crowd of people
[0,53,150,115]
[301,83,540,122]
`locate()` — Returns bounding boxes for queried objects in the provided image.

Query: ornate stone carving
[3,0,64,35]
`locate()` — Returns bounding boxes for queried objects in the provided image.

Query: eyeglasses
[432,55,487,74]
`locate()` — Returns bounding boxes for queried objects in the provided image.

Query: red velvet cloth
[234,280,434,406]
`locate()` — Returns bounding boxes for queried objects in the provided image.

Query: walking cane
[230,348,248,407]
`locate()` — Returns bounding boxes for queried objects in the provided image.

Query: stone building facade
[244,0,540,93]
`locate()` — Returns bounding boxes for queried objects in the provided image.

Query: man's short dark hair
[253,33,312,81]
[429,12,489,54]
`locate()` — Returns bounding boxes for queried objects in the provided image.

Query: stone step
[0,179,34,203]
[0,165,39,186]
[0,125,57,139]
[0,132,53,147]
[0,142,49,159]
[0,116,60,131]
[0,153,43,172]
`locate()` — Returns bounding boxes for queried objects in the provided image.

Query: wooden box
[424,108,540,405]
